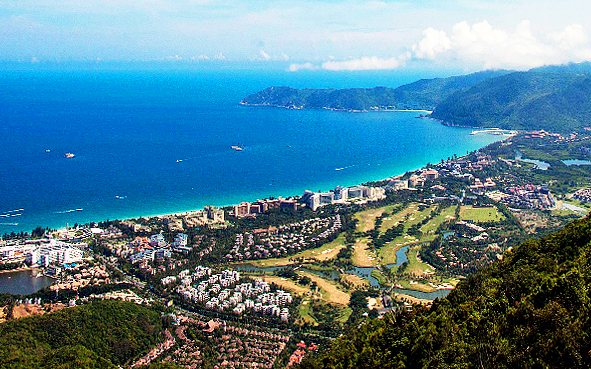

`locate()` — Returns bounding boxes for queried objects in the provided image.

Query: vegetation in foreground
[0,300,163,369]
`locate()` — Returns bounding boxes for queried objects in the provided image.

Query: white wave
[1,208,24,214]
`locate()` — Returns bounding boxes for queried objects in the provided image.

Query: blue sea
[0,68,502,233]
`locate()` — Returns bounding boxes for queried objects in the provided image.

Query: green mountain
[241,70,509,111]
[243,62,591,132]
[0,300,163,369]
[299,216,591,369]
[431,72,591,132]
[530,61,591,74]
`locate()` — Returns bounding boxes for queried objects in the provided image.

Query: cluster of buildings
[497,185,556,210]
[161,206,226,231]
[225,215,342,261]
[49,263,111,291]
[120,206,225,233]
[470,177,497,191]
[0,239,85,268]
[105,232,188,265]
[287,341,319,368]
[522,130,564,140]
[45,264,111,291]
[301,186,386,211]
[215,324,289,369]
[131,329,176,368]
[385,150,560,213]
[232,197,298,218]
[573,187,591,203]
[174,266,292,322]
[387,169,441,190]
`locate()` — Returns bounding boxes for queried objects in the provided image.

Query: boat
[231,145,244,151]
[45,149,51,153]
[64,152,75,158]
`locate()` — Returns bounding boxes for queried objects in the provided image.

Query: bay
[0,70,502,233]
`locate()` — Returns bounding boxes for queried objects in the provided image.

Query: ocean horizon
[0,69,503,233]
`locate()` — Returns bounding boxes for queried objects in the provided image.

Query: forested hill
[430,71,591,132]
[299,215,591,369]
[240,70,509,111]
[0,300,164,369]
[243,63,591,132]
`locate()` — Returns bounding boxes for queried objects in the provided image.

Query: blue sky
[1,0,590,72]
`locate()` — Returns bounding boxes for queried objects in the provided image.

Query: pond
[563,159,591,166]
[515,151,550,170]
[392,287,451,300]
[0,269,55,295]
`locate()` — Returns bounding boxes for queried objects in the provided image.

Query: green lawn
[336,307,353,324]
[371,269,389,287]
[405,246,435,276]
[420,205,457,234]
[378,205,418,235]
[297,298,317,325]
[355,207,389,233]
[396,278,437,293]
[459,206,504,223]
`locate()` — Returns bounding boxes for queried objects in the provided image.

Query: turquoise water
[0,70,502,233]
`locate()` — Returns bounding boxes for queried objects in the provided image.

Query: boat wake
[0,213,22,218]
[54,208,83,214]
[335,165,355,171]
[0,223,19,226]
[176,151,230,164]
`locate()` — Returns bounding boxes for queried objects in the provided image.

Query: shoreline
[239,102,433,114]
[2,111,507,234]
[0,266,39,275]
[48,131,509,233]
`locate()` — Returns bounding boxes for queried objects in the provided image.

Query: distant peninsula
[240,70,508,112]
[242,62,591,132]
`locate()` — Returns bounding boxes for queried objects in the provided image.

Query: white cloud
[412,20,591,69]
[288,62,318,72]
[279,52,289,61]
[259,50,270,60]
[321,56,403,71]
[213,52,226,60]
[412,27,452,59]
[197,54,209,60]
[548,24,588,50]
